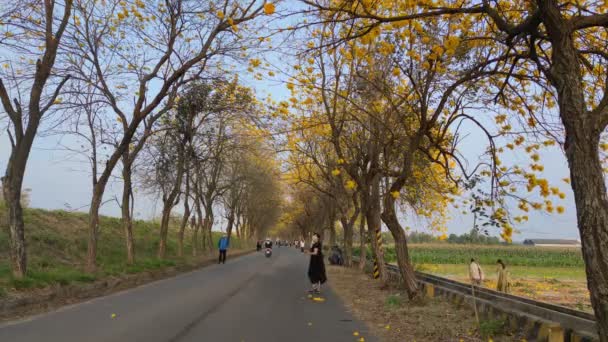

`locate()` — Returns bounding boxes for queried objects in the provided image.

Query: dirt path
[327,265,517,342]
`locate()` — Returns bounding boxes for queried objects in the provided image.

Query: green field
[415,263,586,280]
[355,243,585,268]
[354,243,590,311]
[0,204,250,293]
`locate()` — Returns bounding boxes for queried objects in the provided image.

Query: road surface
[0,247,376,342]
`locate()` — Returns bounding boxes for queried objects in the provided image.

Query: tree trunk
[2,117,41,278]
[537,5,608,337]
[207,225,214,251]
[192,217,200,257]
[340,216,353,267]
[2,175,27,278]
[86,117,144,272]
[177,176,190,258]
[358,214,367,271]
[121,156,135,265]
[558,88,608,340]
[381,196,419,299]
[86,184,105,273]
[177,200,190,258]
[226,212,235,241]
[329,218,336,248]
[565,134,608,340]
[204,209,214,252]
[157,205,172,259]
[201,218,207,253]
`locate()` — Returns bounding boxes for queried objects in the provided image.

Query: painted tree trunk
[362,177,387,284]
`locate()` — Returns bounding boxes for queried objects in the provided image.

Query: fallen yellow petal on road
[111,313,117,319]
[353,331,359,336]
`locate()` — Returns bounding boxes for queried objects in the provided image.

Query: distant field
[358,243,585,268]
[415,263,586,280]
[353,243,591,312]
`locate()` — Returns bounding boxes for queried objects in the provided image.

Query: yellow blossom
[264,2,276,15]
[345,180,356,189]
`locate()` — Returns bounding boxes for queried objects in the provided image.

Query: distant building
[523,239,581,247]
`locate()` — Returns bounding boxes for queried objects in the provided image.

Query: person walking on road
[496,259,510,293]
[469,258,484,285]
[306,233,327,294]
[218,234,229,264]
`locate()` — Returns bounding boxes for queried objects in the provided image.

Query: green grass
[385,294,402,309]
[479,319,506,338]
[355,243,584,268]
[0,204,252,293]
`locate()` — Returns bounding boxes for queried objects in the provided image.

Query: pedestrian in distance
[496,259,510,293]
[256,240,262,252]
[218,234,229,264]
[469,258,484,286]
[300,239,305,253]
[305,233,327,294]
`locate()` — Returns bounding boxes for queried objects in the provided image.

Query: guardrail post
[538,322,564,342]
[424,283,435,298]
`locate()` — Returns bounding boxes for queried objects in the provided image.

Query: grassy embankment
[0,204,250,295]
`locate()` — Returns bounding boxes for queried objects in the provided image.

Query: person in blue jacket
[218,234,230,264]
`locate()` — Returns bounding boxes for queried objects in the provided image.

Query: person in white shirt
[469,258,485,285]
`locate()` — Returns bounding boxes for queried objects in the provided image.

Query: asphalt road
[0,247,376,342]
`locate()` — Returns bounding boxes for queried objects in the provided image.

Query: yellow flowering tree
[305,0,608,337]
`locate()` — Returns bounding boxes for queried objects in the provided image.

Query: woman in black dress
[306,233,327,294]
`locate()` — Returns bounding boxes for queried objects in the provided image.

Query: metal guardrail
[353,258,598,340]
